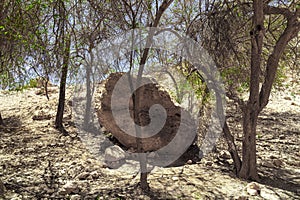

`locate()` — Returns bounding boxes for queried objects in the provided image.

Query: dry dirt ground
[0,79,299,200]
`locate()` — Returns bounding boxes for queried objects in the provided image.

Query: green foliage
[28,79,39,88]
[273,63,288,89]
[8,78,40,91]
[221,65,250,94]
[168,89,181,104]
[256,132,262,139]
[237,82,249,93]
[177,62,211,105]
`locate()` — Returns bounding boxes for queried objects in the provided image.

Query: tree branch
[138,0,174,78]
[263,5,294,18]
[259,8,300,110]
[152,0,174,27]
[223,120,242,174]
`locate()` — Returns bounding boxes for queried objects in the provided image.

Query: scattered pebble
[245,182,260,196]
[76,172,90,180]
[273,159,283,167]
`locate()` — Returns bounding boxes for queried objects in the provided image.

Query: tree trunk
[223,121,241,174]
[0,112,4,126]
[238,108,259,180]
[83,52,92,131]
[0,178,5,197]
[55,36,71,134]
[238,0,264,180]
[134,93,148,190]
[134,0,174,190]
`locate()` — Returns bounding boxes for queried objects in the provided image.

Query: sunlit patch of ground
[0,83,299,199]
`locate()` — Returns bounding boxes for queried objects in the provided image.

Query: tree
[0,112,3,126]
[238,0,300,180]
[54,0,72,134]
[0,0,46,89]
[191,0,299,180]
[55,35,71,133]
[170,0,299,180]
[113,0,174,190]
[74,0,111,131]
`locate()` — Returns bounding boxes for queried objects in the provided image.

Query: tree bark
[223,121,241,174]
[133,0,174,190]
[0,112,4,126]
[259,6,300,110]
[238,0,264,180]
[83,48,93,131]
[0,178,5,197]
[55,36,71,134]
[238,1,299,180]
[239,108,259,180]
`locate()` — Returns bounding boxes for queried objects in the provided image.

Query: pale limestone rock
[245,182,260,196]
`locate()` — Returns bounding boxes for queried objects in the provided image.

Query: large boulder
[95,72,196,152]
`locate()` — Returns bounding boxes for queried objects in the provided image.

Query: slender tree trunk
[238,0,264,180]
[133,92,149,190]
[239,108,259,180]
[55,36,71,134]
[43,77,50,100]
[0,178,5,197]
[223,121,241,174]
[0,112,4,126]
[83,49,92,131]
[205,1,299,181]
[132,0,174,190]
[135,30,154,191]
[238,2,299,180]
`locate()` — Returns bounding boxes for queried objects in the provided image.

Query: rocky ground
[0,79,299,199]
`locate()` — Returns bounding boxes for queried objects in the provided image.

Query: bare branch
[263,5,295,18]
[152,0,174,27]
[259,7,300,110]
[223,120,242,174]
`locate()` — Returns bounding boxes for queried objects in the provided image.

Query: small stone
[186,160,193,164]
[245,182,260,196]
[90,171,99,179]
[100,126,107,132]
[262,161,273,168]
[205,161,213,166]
[273,159,283,167]
[70,194,81,200]
[104,145,126,162]
[148,152,157,158]
[247,188,258,196]
[147,164,154,172]
[59,181,79,195]
[269,155,277,159]
[279,135,285,139]
[284,96,292,100]
[172,176,179,181]
[219,150,231,159]
[106,160,125,169]
[76,172,90,180]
